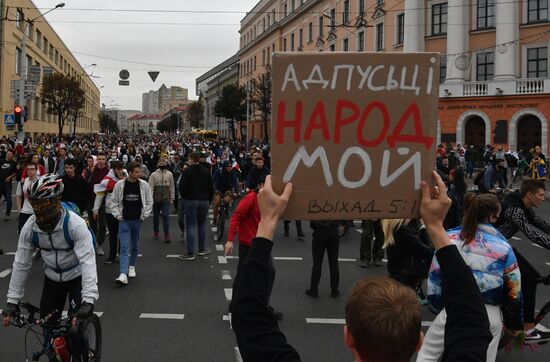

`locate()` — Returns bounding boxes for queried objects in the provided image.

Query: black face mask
[159,165,167,170]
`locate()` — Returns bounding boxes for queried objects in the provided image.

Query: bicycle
[4,301,102,361]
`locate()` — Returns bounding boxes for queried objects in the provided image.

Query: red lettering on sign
[387,102,434,150]
[357,101,390,147]
[304,102,330,141]
[276,101,303,144]
[334,99,360,144]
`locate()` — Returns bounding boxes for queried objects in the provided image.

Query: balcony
[440,78,550,98]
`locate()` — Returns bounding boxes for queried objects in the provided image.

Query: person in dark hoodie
[305,219,342,298]
[60,158,88,213]
[495,179,550,343]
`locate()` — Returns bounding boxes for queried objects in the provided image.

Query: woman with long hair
[444,167,467,229]
[382,219,434,303]
[417,193,523,362]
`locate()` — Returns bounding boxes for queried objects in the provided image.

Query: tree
[187,101,204,129]
[99,112,119,134]
[214,84,246,140]
[157,113,180,133]
[40,73,85,138]
[250,66,272,141]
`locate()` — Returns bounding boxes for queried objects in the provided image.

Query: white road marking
[225,256,238,260]
[208,215,214,219]
[218,256,227,264]
[224,288,232,301]
[213,235,218,241]
[353,220,361,225]
[382,258,388,263]
[274,257,303,261]
[512,237,521,240]
[138,254,143,258]
[222,314,231,321]
[306,318,345,324]
[221,270,232,280]
[166,255,181,258]
[234,347,243,362]
[532,243,544,249]
[212,227,218,232]
[546,262,550,267]
[139,313,185,320]
[0,269,12,278]
[355,229,363,234]
[215,244,224,251]
[338,258,356,262]
[5,252,15,256]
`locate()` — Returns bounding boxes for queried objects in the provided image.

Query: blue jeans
[1,181,12,216]
[118,219,142,274]
[153,201,170,236]
[184,200,209,255]
[177,199,185,234]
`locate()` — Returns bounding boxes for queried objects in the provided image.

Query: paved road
[0,198,549,361]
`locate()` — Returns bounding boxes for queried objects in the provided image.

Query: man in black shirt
[0,150,18,221]
[61,159,88,213]
[110,162,153,285]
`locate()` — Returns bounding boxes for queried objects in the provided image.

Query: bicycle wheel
[217,207,226,241]
[80,314,102,362]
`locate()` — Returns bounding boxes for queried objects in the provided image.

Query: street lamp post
[17,3,65,141]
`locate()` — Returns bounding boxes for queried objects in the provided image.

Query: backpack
[31,201,97,251]
[473,168,486,186]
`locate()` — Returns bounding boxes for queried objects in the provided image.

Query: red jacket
[228,191,260,247]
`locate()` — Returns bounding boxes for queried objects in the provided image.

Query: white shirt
[16,177,36,215]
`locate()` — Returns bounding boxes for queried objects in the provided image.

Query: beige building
[240,0,550,153]
[0,0,100,137]
[158,85,189,114]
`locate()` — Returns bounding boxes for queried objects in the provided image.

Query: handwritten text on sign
[271,53,439,220]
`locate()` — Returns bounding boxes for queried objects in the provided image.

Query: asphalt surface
[0,193,549,361]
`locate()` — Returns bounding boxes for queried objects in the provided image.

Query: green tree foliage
[40,73,85,138]
[250,66,272,141]
[186,101,204,129]
[214,84,246,140]
[99,112,119,134]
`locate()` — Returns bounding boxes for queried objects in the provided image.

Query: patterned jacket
[428,224,523,330]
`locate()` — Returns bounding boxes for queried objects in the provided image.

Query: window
[440,61,447,83]
[49,44,54,59]
[528,0,548,22]
[397,13,405,44]
[26,22,33,38]
[343,38,349,51]
[272,10,276,24]
[43,37,48,54]
[432,3,448,35]
[291,33,295,51]
[330,8,336,29]
[283,38,287,51]
[16,9,24,29]
[377,0,384,7]
[272,44,275,53]
[308,22,313,42]
[262,50,266,65]
[16,47,22,75]
[267,47,270,64]
[267,13,271,26]
[527,47,548,78]
[476,52,494,81]
[254,56,256,70]
[319,16,324,36]
[358,31,365,51]
[477,0,495,29]
[36,30,42,48]
[299,28,303,47]
[284,3,288,17]
[343,1,350,24]
[291,0,295,11]
[330,44,336,52]
[358,0,365,15]
[376,23,384,51]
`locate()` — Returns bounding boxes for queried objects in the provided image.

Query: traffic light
[14,106,22,124]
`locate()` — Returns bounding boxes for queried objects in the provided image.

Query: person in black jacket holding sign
[232,173,491,362]
[305,220,341,298]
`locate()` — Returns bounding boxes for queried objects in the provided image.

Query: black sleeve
[398,226,434,261]
[179,170,188,199]
[207,173,214,204]
[438,245,492,362]
[232,237,301,362]
[506,207,550,249]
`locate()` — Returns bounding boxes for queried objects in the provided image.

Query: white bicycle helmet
[28,175,64,200]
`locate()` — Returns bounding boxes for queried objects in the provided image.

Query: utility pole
[246,83,250,147]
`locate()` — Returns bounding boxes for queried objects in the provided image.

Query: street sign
[4,114,15,126]
[148,71,160,82]
[119,80,130,86]
[119,69,130,80]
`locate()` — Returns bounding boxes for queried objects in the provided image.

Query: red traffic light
[14,106,22,114]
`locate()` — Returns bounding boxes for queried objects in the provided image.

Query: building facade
[127,113,160,134]
[158,85,189,114]
[142,90,159,114]
[0,0,100,137]
[239,0,550,154]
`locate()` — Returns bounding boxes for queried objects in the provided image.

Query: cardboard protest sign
[271,52,439,220]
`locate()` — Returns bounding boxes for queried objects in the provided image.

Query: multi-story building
[0,0,101,137]
[101,107,141,133]
[127,113,160,134]
[196,54,240,133]
[158,85,189,114]
[142,90,159,114]
[239,0,550,154]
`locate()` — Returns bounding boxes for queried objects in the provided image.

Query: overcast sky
[33,0,259,111]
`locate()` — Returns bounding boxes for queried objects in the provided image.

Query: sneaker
[359,260,370,268]
[305,289,319,298]
[104,257,115,265]
[128,266,136,278]
[536,324,550,333]
[284,231,289,237]
[297,232,305,239]
[196,249,211,256]
[524,329,550,345]
[267,305,284,321]
[96,246,104,256]
[115,273,128,285]
[178,253,196,261]
[331,290,340,298]
[164,235,171,243]
[373,260,382,267]
[153,232,159,240]
[4,215,9,221]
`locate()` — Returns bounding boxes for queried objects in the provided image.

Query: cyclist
[2,175,99,356]
[212,160,239,225]
[495,179,550,344]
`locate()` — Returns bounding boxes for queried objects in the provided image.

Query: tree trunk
[58,112,64,139]
[230,119,236,139]
[263,111,269,141]
[240,120,245,142]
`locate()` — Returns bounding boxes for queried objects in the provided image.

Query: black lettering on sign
[308,200,321,214]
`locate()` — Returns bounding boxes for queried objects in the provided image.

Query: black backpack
[473,168,486,186]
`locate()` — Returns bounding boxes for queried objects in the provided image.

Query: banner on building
[271,52,440,220]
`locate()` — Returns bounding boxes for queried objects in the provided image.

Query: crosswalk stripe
[355,229,363,234]
[274,257,303,261]
[224,288,232,301]
[166,255,181,258]
[139,313,185,320]
[218,256,227,264]
[0,269,12,278]
[234,347,243,362]
[545,262,550,267]
[338,258,356,262]
[225,255,238,259]
[221,270,232,280]
[215,245,224,251]
[306,318,345,324]
[61,311,104,318]
[212,227,218,232]
[512,236,521,240]
[5,252,16,256]
[532,243,544,249]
